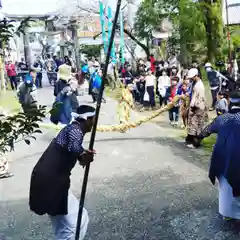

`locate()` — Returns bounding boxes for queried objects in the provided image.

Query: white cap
[187,68,199,79]
[205,62,212,68]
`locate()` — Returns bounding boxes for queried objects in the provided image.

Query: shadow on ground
[1,170,240,240]
[90,136,211,170]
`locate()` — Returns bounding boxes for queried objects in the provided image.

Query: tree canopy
[80,44,102,58]
[0,105,46,155]
[134,0,225,63]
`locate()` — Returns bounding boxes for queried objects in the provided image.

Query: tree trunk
[204,12,215,63]
[0,55,6,93]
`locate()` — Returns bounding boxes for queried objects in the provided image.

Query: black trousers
[185,134,201,148]
[9,76,17,90]
[92,88,106,103]
[36,73,42,88]
[139,89,145,105]
[211,87,219,108]
[159,95,167,107]
[146,86,155,107]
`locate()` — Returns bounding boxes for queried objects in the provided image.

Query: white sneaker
[187,144,195,149]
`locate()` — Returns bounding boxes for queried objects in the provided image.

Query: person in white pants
[29,105,96,239]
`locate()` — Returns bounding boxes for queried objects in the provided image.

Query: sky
[222,0,240,25]
[0,0,239,25]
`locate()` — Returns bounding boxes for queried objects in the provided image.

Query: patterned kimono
[187,80,208,136]
[117,88,134,124]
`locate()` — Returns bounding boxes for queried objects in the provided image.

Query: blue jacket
[177,83,192,98]
[206,70,220,88]
[50,92,72,125]
[92,74,102,89]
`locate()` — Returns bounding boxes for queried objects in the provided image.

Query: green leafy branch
[0,17,35,43]
[0,104,46,155]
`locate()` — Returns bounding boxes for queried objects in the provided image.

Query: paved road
[1,86,240,240]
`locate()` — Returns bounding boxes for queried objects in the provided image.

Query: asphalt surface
[1,83,240,240]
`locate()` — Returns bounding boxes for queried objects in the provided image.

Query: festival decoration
[108,6,116,63]
[119,9,125,64]
[40,95,189,133]
[97,95,189,132]
[99,0,108,54]
[117,87,134,127]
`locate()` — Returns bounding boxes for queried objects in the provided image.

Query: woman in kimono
[199,91,240,220]
[29,105,96,239]
[185,68,207,148]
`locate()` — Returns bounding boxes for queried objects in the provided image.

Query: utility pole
[225,0,231,62]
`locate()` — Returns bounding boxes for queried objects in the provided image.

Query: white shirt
[158,75,170,88]
[107,63,114,76]
[145,75,155,87]
[145,61,151,69]
[190,80,205,110]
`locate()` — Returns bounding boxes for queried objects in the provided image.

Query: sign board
[77,15,102,38]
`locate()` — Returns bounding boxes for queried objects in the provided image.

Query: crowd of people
[116,57,240,150]
[4,54,75,90]
[4,53,237,151]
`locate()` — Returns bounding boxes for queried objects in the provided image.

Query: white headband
[72,111,95,120]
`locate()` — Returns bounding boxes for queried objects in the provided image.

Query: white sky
[0,0,102,16]
[0,0,120,15]
[0,0,239,25]
[222,0,240,25]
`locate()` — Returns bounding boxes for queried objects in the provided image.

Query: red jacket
[150,56,155,73]
[6,64,17,77]
[170,86,178,99]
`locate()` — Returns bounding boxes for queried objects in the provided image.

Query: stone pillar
[71,22,80,72]
[23,28,31,69]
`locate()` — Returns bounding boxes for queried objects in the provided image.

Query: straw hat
[58,64,72,81]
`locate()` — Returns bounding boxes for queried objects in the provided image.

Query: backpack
[50,89,72,125]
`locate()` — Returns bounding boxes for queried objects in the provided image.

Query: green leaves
[0,17,35,45]
[0,105,46,155]
[80,44,103,58]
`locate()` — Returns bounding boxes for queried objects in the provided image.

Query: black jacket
[29,138,79,216]
[54,79,68,97]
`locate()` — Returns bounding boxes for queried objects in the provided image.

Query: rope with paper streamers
[40,95,189,133]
